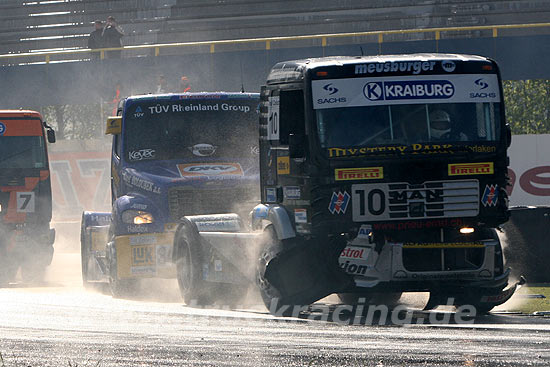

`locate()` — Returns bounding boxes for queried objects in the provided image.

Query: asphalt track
[1,253,550,367]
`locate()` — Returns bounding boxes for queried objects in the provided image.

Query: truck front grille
[168,187,259,221]
[402,246,485,272]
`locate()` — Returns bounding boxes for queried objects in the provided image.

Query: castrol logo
[339,246,368,260]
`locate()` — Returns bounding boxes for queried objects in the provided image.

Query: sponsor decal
[133,106,144,118]
[127,225,149,233]
[474,78,489,90]
[339,260,368,276]
[277,156,290,175]
[188,143,217,157]
[328,144,452,157]
[129,149,155,161]
[335,167,383,181]
[448,162,494,176]
[481,184,499,207]
[363,80,455,101]
[352,180,479,221]
[0,122,5,135]
[177,163,244,177]
[294,208,307,223]
[323,83,339,95]
[357,224,372,239]
[340,246,368,260]
[372,218,464,231]
[467,145,497,153]
[253,205,269,219]
[265,188,277,203]
[195,220,241,232]
[130,203,148,210]
[283,186,301,199]
[156,244,172,267]
[131,245,154,266]
[403,242,484,249]
[328,191,350,214]
[130,235,157,246]
[122,171,161,194]
[312,74,500,110]
[354,61,436,75]
[441,60,456,73]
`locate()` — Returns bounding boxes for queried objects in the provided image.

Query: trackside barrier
[501,206,550,283]
[0,22,549,65]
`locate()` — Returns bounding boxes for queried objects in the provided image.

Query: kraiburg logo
[363,80,455,102]
[363,82,384,101]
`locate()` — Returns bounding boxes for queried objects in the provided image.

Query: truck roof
[0,110,42,118]
[124,92,260,104]
[266,53,494,84]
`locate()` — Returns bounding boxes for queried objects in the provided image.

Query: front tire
[174,221,212,306]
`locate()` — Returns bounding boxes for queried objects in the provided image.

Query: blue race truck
[80,92,260,296]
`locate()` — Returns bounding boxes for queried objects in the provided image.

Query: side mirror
[47,128,56,143]
[289,133,306,158]
[106,116,122,135]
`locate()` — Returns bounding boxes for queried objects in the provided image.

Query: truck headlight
[121,210,154,224]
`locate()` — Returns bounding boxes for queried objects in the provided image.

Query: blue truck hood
[121,158,259,195]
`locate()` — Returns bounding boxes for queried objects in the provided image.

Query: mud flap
[262,235,354,308]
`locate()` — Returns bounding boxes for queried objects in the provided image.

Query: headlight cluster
[121,210,154,224]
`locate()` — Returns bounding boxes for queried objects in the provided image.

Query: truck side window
[113,135,121,159]
[279,89,305,145]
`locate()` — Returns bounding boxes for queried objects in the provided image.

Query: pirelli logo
[335,167,383,181]
[448,162,494,176]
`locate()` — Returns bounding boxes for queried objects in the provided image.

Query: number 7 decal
[17,192,35,213]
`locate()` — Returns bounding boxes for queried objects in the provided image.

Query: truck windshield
[316,102,501,148]
[0,136,47,169]
[123,98,259,162]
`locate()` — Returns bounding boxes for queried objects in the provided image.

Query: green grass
[506,286,550,314]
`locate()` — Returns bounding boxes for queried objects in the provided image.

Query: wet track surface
[1,254,550,366]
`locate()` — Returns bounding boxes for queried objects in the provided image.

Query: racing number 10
[352,185,386,221]
[267,96,280,140]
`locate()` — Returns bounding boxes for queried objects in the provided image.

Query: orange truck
[0,110,56,283]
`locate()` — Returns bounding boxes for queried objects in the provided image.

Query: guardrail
[1,22,549,64]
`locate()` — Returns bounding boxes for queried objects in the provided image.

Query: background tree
[503,79,550,134]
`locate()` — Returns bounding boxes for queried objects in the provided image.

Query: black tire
[174,221,212,306]
[80,221,95,289]
[256,226,305,316]
[0,255,19,285]
[337,292,402,306]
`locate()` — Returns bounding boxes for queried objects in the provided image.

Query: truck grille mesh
[168,187,259,221]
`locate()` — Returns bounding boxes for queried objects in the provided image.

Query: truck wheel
[80,222,95,289]
[174,221,212,306]
[256,226,300,316]
[337,292,402,306]
[0,254,18,285]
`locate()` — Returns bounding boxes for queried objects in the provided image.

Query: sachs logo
[177,163,244,176]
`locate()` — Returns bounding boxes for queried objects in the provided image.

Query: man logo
[441,60,456,73]
[474,78,489,90]
[323,83,339,95]
[363,82,384,101]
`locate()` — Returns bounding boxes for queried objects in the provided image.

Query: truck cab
[254,54,517,312]
[0,110,56,283]
[81,92,260,296]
